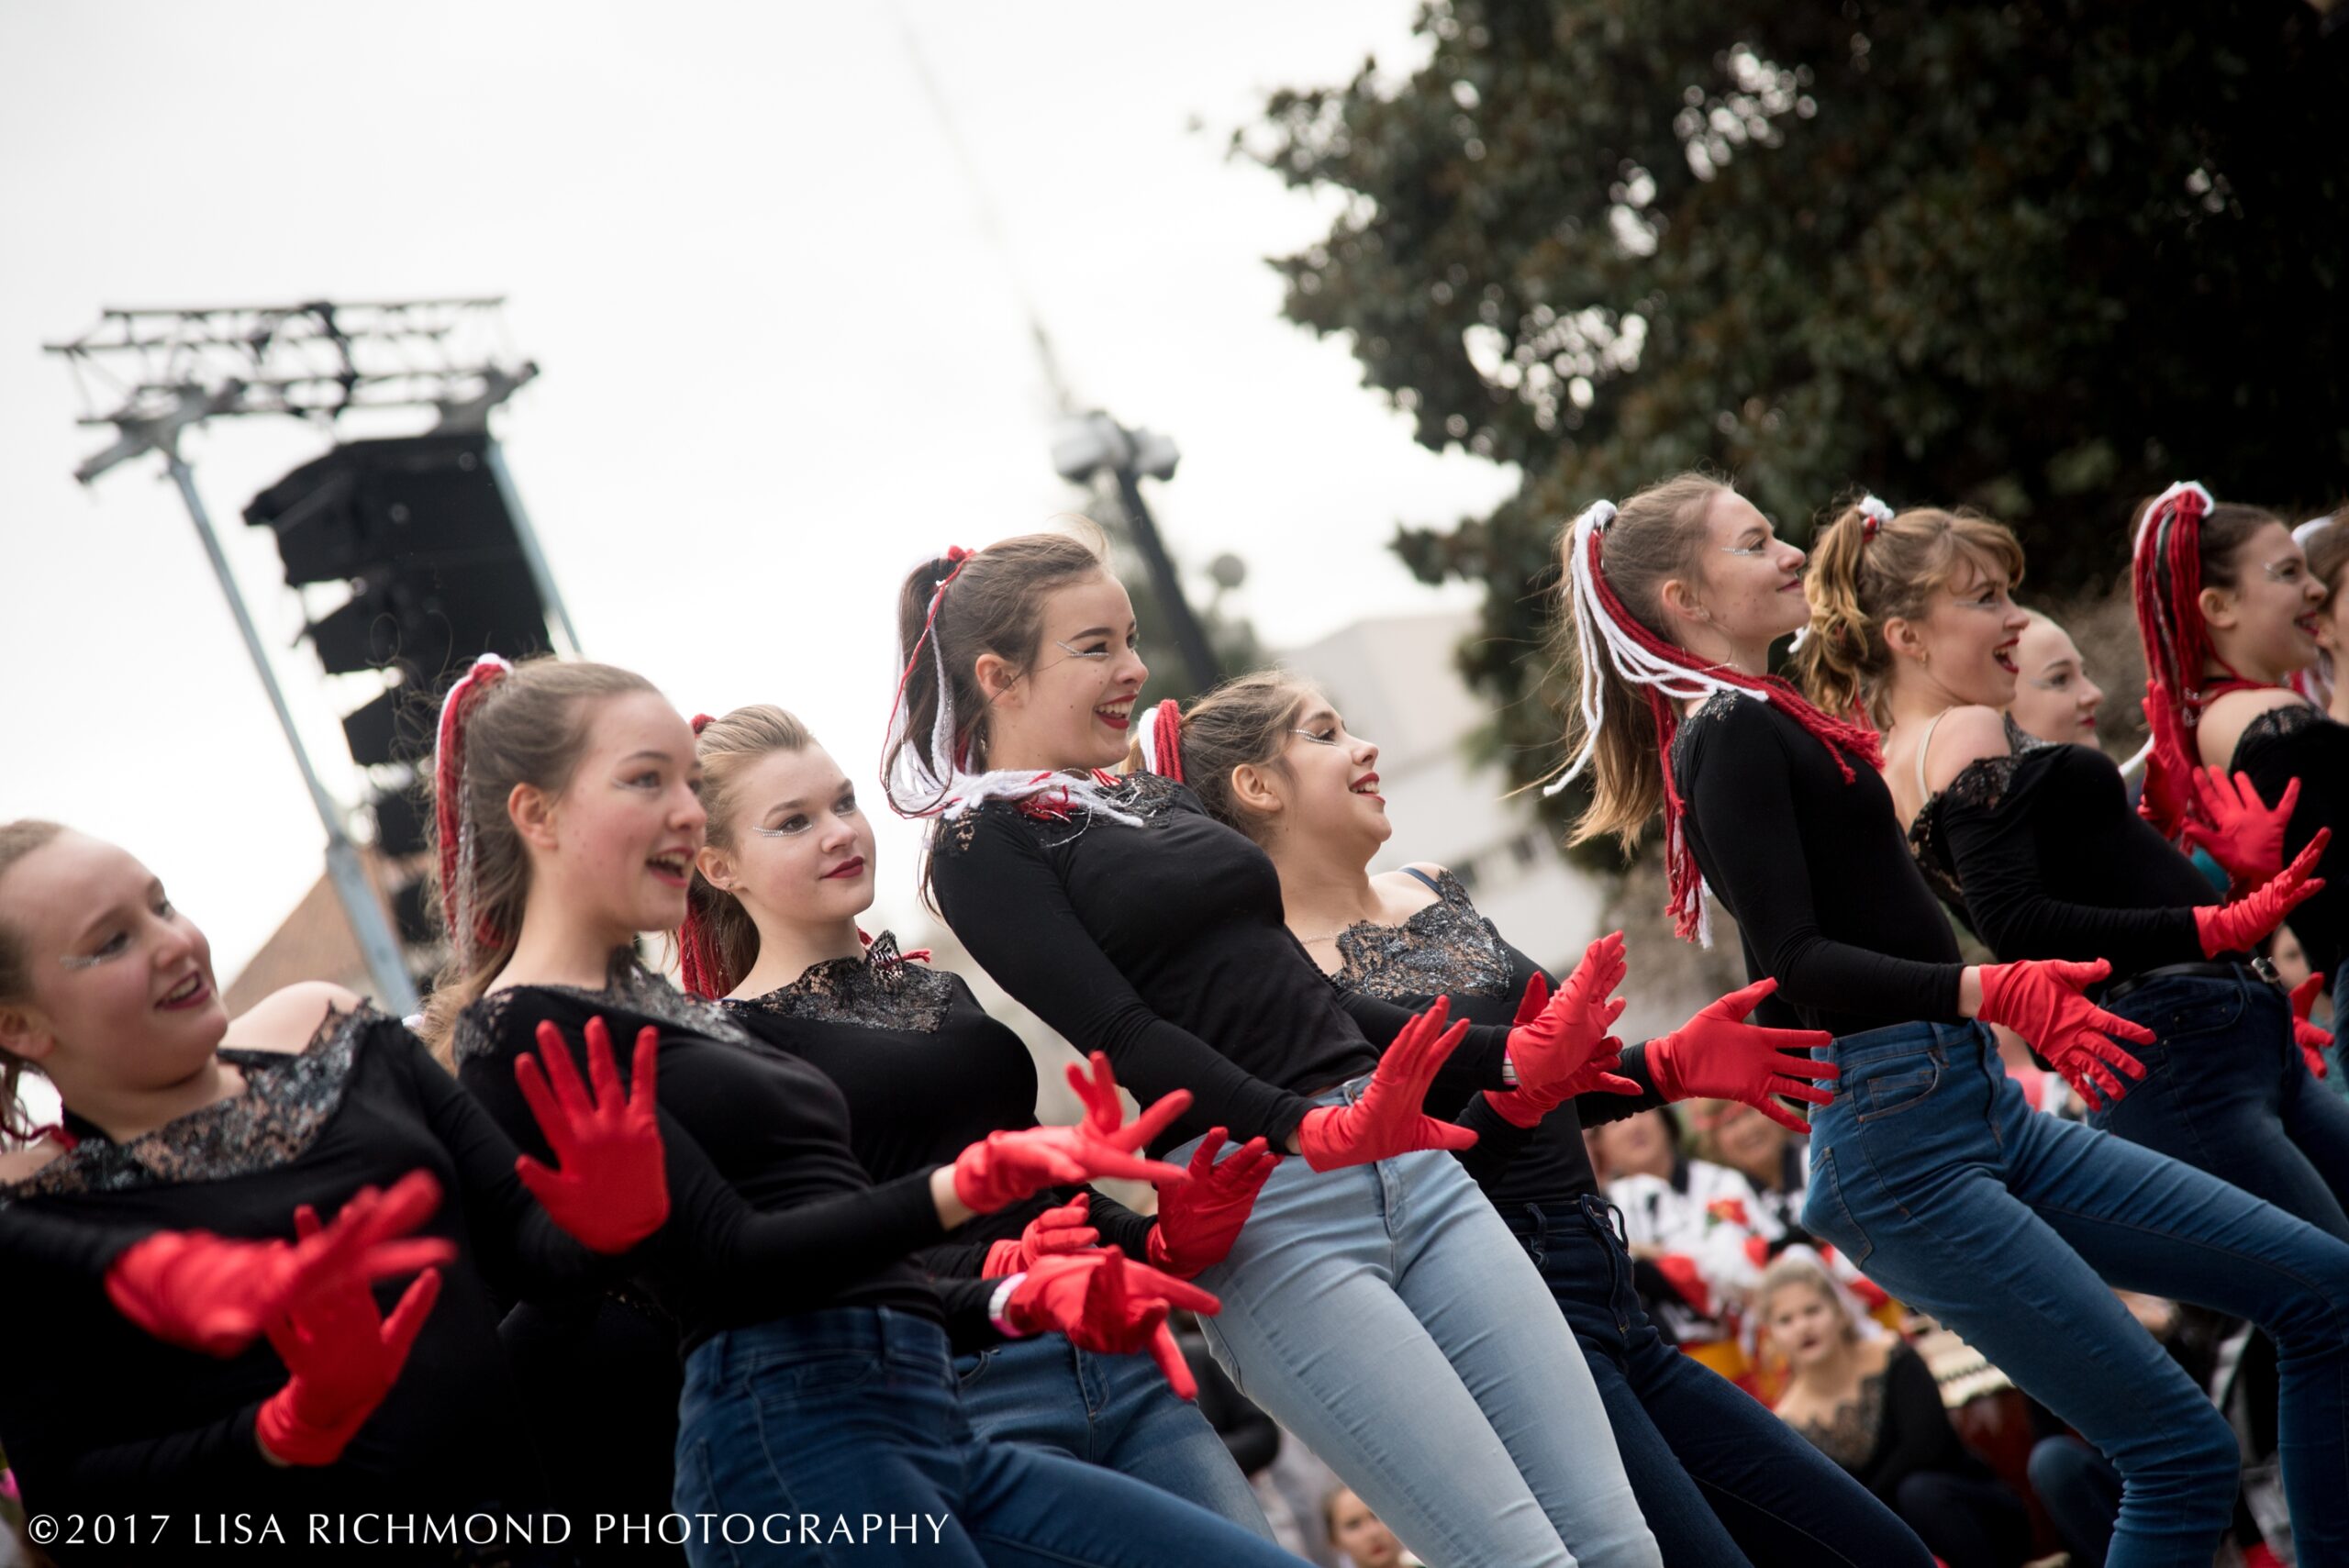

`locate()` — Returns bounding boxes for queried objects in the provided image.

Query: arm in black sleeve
[388,1026,625,1304]
[929,1273,1009,1349]
[1941,792,2201,971]
[1686,703,1965,1021]
[936,818,1316,1147]
[1338,988,1514,1099]
[1575,1041,1669,1127]
[1447,1090,1537,1195]
[1860,1345,1966,1502]
[0,1203,151,1284]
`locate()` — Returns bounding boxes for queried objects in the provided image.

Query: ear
[694,843,737,893]
[1880,613,1925,662]
[1655,574,1709,630]
[508,780,560,853]
[0,1002,57,1069]
[2198,583,2241,631]
[1228,761,1286,820]
[973,651,1023,710]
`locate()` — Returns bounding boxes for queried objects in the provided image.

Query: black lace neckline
[1791,1351,1894,1470]
[455,950,752,1064]
[4,1004,374,1202]
[2233,700,2327,769]
[724,932,955,1034]
[1329,869,1516,1002]
[1905,714,2050,909]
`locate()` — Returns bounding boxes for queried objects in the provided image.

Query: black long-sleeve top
[1324,870,1665,1216]
[1909,719,2221,978]
[1790,1341,1993,1505]
[718,937,1155,1352]
[2233,703,2349,984]
[930,773,1517,1155]
[1673,692,1966,1036]
[0,1006,603,1535]
[455,955,985,1355]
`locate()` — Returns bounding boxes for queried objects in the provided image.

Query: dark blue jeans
[1509,1195,1932,1568]
[953,1334,1274,1538]
[2092,967,2349,1240]
[1803,1020,2349,1568]
[674,1307,1306,1568]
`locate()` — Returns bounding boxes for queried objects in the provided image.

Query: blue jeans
[1802,1020,2349,1568]
[1510,1195,1932,1568]
[2093,967,2349,1240]
[1179,1081,1661,1568]
[674,1307,1306,1568]
[952,1334,1274,1539]
[2031,1434,2122,1568]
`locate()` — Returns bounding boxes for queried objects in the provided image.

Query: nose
[818,812,857,852]
[1780,542,1808,574]
[1117,644,1149,691]
[1353,736,1380,770]
[673,784,708,838]
[150,909,197,973]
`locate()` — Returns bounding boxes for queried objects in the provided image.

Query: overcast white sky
[0,1,1524,984]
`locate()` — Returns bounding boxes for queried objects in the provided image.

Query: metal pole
[165,454,421,1015]
[481,438,583,657]
[1113,467,1220,693]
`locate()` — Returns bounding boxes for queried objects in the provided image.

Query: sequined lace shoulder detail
[455,951,753,1065]
[1904,716,2047,917]
[725,932,956,1034]
[2,1006,374,1202]
[1331,870,1516,1003]
[1792,1359,1890,1471]
[2233,701,2324,769]
[935,770,1184,857]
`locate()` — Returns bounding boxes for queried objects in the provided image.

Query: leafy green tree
[1247,0,2348,829]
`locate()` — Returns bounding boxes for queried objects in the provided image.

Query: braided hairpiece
[2129,481,2220,837]
[434,653,514,964]
[1551,499,1883,943]
[1136,698,1186,783]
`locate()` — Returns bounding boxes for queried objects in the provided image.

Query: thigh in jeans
[1387,1151,1661,1568]
[1193,1155,1584,1568]
[959,1439,1305,1568]
[953,1338,1091,1461]
[1083,1351,1277,1540]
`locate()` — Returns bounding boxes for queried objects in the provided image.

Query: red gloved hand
[1505,933,1631,1102]
[1148,1129,1278,1278]
[2136,684,2197,835]
[513,1016,669,1253]
[1482,970,1641,1129]
[1642,978,1840,1132]
[953,1055,1193,1213]
[255,1205,444,1466]
[106,1171,451,1357]
[1976,959,2155,1112]
[2292,975,2332,1081]
[1004,1247,1220,1399]
[2194,830,2330,958]
[1297,998,1480,1171]
[984,1193,1100,1278]
[2183,768,2302,888]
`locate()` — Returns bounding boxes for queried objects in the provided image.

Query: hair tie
[1857,495,1893,542]
[691,713,716,736]
[1579,500,1619,534]
[882,547,983,815]
[433,653,513,954]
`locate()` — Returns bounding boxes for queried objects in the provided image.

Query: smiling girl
[902,533,1661,1568]
[2005,610,2106,746]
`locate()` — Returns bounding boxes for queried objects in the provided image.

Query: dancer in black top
[1564,472,2349,1568]
[1801,495,2347,1235]
[673,701,1277,1534]
[423,654,1307,1568]
[0,820,664,1560]
[2133,483,2349,1020]
[1155,670,1927,1568]
[896,529,1661,1568]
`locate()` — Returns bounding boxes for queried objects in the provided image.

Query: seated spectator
[1323,1485,1420,1568]
[1591,1107,1767,1378]
[1763,1251,2032,1568]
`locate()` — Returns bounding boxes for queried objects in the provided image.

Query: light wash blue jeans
[953,1333,1275,1539]
[1178,1077,1661,1568]
[1804,1020,2349,1568]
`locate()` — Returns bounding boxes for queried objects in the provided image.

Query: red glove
[983,1193,1100,1278]
[2195,830,2330,958]
[2137,683,2196,835]
[953,1055,1192,1213]
[1642,978,1840,1132]
[2292,975,2332,1081]
[1297,998,1480,1171]
[512,1016,669,1253]
[2183,768,2302,888]
[1483,971,1641,1129]
[1976,959,2155,1112]
[1148,1128,1278,1278]
[1505,933,1631,1101]
[255,1205,443,1466]
[106,1172,451,1357]
[1004,1247,1220,1399]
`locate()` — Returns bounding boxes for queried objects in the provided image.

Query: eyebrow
[1063,625,1119,640]
[618,750,677,766]
[1300,706,1340,728]
[72,879,162,943]
[762,781,854,817]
